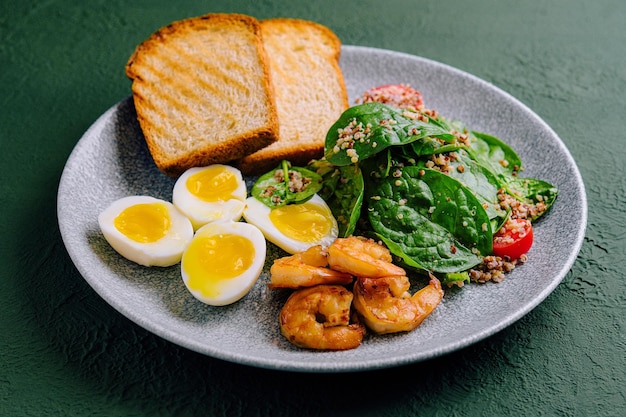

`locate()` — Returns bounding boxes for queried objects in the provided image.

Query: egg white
[180,221,266,306]
[98,195,194,267]
[172,165,247,230]
[243,194,338,254]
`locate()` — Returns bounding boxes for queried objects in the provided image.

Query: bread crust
[126,13,279,177]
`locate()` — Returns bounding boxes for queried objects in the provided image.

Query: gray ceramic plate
[57,46,587,373]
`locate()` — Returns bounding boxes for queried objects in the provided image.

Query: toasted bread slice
[125,13,279,177]
[236,18,349,175]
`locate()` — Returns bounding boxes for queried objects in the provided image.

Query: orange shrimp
[269,245,353,289]
[327,236,406,278]
[352,274,443,334]
[280,285,366,350]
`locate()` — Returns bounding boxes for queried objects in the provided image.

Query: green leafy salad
[253,85,558,287]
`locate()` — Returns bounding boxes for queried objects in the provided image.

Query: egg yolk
[269,202,332,243]
[186,166,239,202]
[183,234,255,297]
[114,203,170,243]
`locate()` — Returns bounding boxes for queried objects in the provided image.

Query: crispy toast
[236,18,349,175]
[125,13,279,177]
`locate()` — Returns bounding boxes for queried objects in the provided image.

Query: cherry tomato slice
[358,84,424,109]
[492,218,534,260]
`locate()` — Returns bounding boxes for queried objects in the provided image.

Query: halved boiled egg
[181,221,266,306]
[98,196,194,267]
[243,194,338,254]
[172,165,247,230]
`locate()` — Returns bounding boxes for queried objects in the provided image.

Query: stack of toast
[125,13,348,177]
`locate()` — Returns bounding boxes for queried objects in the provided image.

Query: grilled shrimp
[352,274,443,334]
[269,245,353,289]
[280,285,366,350]
[327,236,406,278]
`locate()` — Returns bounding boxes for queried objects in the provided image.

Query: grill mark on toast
[140,50,245,128]
[132,47,268,149]
[131,68,209,144]
[131,89,194,153]
[159,38,253,96]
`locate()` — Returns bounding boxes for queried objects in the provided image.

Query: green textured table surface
[2,0,624,416]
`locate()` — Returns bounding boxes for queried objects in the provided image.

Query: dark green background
[2,0,624,416]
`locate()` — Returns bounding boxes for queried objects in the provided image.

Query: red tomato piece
[358,84,424,109]
[492,218,534,260]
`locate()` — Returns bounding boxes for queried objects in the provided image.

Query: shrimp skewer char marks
[280,285,366,350]
[269,245,353,289]
[327,236,406,278]
[353,274,443,334]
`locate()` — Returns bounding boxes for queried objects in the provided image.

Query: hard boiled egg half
[173,165,246,230]
[98,196,194,267]
[243,194,338,254]
[181,220,266,306]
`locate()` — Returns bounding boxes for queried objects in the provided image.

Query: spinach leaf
[251,160,322,208]
[467,131,523,179]
[409,116,468,157]
[466,131,558,221]
[418,149,506,224]
[367,167,491,273]
[508,177,559,220]
[308,159,364,237]
[410,139,466,157]
[324,103,455,166]
[358,148,395,181]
